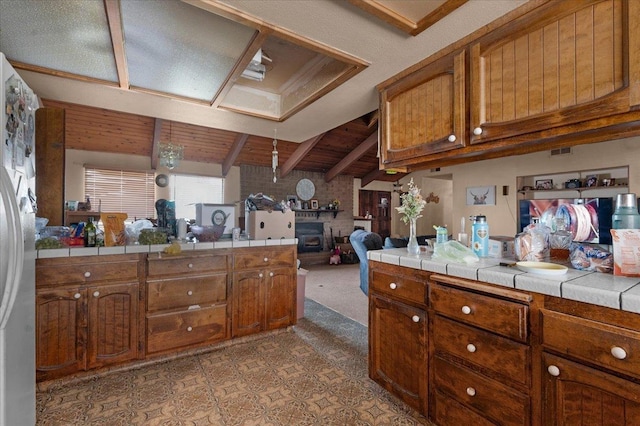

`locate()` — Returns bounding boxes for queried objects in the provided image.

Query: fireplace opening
[295,222,324,253]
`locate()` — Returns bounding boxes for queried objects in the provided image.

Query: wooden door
[36,287,85,381]
[359,190,391,240]
[265,267,296,330]
[543,352,640,425]
[232,270,265,337]
[86,282,139,369]
[369,294,428,415]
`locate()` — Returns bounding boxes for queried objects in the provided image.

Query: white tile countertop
[37,238,298,259]
[368,248,640,314]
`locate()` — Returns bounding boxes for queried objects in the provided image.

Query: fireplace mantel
[293,209,343,219]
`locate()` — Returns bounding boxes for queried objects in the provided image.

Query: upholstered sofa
[349,230,384,295]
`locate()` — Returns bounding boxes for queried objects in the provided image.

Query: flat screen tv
[518,198,614,245]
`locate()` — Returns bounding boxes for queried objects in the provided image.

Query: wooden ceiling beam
[360,168,387,187]
[104,0,129,89]
[222,133,249,176]
[151,118,162,170]
[324,131,377,182]
[279,133,325,177]
[365,110,379,128]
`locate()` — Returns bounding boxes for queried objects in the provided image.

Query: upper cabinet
[470,0,638,144]
[379,50,466,167]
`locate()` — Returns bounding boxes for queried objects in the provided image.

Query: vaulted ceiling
[0,0,526,184]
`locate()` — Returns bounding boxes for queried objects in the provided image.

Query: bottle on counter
[550,217,572,261]
[84,217,96,247]
[470,215,489,257]
[612,193,640,229]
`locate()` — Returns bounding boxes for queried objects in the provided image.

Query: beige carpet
[302,263,367,326]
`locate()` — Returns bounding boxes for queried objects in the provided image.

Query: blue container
[612,193,640,229]
[471,215,489,257]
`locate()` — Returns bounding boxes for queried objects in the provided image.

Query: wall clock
[155,174,169,188]
[296,178,315,201]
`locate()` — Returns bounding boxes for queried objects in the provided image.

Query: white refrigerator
[0,52,39,425]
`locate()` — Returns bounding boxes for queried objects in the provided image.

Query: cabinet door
[86,282,139,369]
[379,50,466,167]
[265,267,296,330]
[36,288,85,381]
[543,353,640,425]
[470,0,635,145]
[232,270,265,337]
[369,294,428,415]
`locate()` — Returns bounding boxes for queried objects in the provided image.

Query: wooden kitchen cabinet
[232,246,297,337]
[379,50,466,168]
[368,261,429,415]
[429,276,532,425]
[145,250,230,355]
[36,254,142,381]
[470,0,639,145]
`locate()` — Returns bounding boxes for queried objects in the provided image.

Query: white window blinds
[170,174,224,219]
[84,167,156,221]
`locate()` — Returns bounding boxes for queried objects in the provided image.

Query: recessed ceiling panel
[0,0,118,81]
[121,0,256,101]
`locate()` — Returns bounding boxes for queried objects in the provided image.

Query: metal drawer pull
[547,365,560,377]
[186,326,193,332]
[611,346,627,360]
[187,290,193,296]
[473,127,483,136]
[93,291,100,298]
[448,134,456,142]
[74,293,81,299]
[412,315,420,323]
[84,271,91,278]
[389,283,397,290]
[466,387,476,397]
[461,305,472,315]
[466,343,477,353]
[188,263,193,268]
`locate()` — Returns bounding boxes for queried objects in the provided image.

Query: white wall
[406,136,640,238]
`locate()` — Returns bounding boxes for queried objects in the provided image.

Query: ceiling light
[241,49,267,81]
[159,122,184,170]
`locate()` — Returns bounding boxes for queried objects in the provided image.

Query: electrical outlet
[502,185,509,196]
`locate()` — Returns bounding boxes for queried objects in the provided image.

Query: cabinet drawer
[146,305,227,354]
[370,270,426,306]
[430,283,528,342]
[433,315,530,386]
[147,253,227,277]
[434,356,530,426]
[542,309,640,380]
[37,256,139,286]
[434,391,495,426]
[147,274,227,312]
[234,248,295,269]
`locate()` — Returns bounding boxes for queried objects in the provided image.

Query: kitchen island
[35,239,297,383]
[367,248,640,425]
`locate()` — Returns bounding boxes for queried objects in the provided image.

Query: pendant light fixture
[272,129,278,183]
[159,121,184,170]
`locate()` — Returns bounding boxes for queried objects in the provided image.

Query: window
[84,167,156,221]
[170,174,224,219]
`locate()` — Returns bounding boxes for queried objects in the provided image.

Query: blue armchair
[350,230,383,295]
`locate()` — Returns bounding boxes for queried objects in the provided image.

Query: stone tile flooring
[36,299,430,425]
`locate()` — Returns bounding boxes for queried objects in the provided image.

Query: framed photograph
[535,179,553,190]
[466,186,496,205]
[310,199,319,209]
[585,175,598,187]
[286,194,298,209]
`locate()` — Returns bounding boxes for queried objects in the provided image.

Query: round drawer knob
[466,387,476,397]
[93,291,100,298]
[611,346,627,360]
[259,273,264,278]
[188,263,193,269]
[264,257,269,262]
[74,293,81,299]
[461,305,472,315]
[187,290,193,296]
[473,127,483,136]
[466,343,477,353]
[547,365,560,377]
[448,134,456,142]
[412,315,420,323]
[186,326,193,332]
[389,283,397,290]
[84,271,91,278]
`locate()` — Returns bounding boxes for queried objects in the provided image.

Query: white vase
[407,217,420,255]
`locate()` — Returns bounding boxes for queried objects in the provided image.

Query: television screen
[518,198,613,245]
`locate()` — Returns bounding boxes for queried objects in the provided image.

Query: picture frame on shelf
[287,195,298,209]
[585,175,598,187]
[535,179,553,190]
[310,199,319,209]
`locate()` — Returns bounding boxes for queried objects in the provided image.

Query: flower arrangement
[396,178,427,224]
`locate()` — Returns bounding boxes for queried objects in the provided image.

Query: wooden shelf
[64,211,100,226]
[293,209,342,219]
[518,184,628,194]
